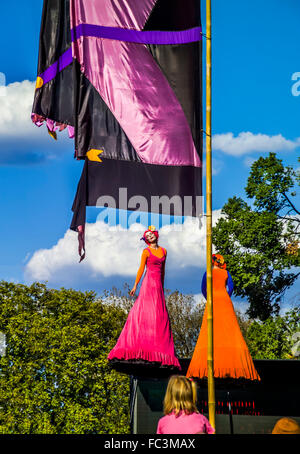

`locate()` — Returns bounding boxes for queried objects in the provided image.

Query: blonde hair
[163,375,198,416]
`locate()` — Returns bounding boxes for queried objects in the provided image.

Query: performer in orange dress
[186,254,260,381]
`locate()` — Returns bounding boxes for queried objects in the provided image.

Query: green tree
[245,307,300,359]
[0,281,130,434]
[212,153,299,320]
[245,152,299,260]
[165,290,204,358]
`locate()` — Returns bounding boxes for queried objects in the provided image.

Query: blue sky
[0,0,299,314]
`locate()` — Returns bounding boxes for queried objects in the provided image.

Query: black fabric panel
[70,159,88,230]
[85,159,202,212]
[73,61,141,161]
[70,157,202,231]
[144,0,200,31]
[32,0,74,125]
[147,42,202,156]
[32,62,75,126]
[36,0,71,74]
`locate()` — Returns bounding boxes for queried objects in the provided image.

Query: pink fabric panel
[70,0,201,167]
[70,0,157,30]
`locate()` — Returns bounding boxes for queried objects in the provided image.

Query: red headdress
[212,253,227,269]
[140,225,159,245]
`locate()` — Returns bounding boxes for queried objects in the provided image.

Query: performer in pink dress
[108,226,181,371]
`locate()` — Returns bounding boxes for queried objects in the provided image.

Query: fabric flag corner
[32,0,203,262]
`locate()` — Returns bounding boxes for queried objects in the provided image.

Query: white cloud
[2,80,299,165]
[212,132,300,156]
[202,157,224,175]
[0,80,36,137]
[22,252,31,264]
[231,299,249,315]
[24,212,224,285]
[192,292,206,306]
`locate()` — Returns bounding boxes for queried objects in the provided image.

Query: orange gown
[186,267,260,381]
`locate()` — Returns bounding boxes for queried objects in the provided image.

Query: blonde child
[156,375,215,434]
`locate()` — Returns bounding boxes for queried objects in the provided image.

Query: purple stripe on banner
[39,47,73,85]
[71,24,202,45]
[37,25,201,86]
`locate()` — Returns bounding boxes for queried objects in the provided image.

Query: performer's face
[145,231,156,243]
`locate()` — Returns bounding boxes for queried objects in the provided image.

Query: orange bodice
[134,246,166,286]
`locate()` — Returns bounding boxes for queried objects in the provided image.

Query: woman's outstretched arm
[161,248,167,289]
[130,249,149,295]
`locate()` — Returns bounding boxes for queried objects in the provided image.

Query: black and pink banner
[32,0,203,261]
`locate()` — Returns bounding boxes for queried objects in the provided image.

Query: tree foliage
[0,278,299,434]
[0,281,130,434]
[212,153,300,320]
[0,281,206,433]
[245,307,300,360]
[245,152,299,217]
[165,290,204,358]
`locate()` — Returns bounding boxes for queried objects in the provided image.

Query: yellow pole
[206,0,216,431]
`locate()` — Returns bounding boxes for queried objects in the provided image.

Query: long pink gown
[108,247,181,370]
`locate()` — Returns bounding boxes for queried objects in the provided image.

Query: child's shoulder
[189,411,206,419]
[158,412,176,423]
[159,412,173,420]
[162,411,199,419]
[178,411,208,422]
